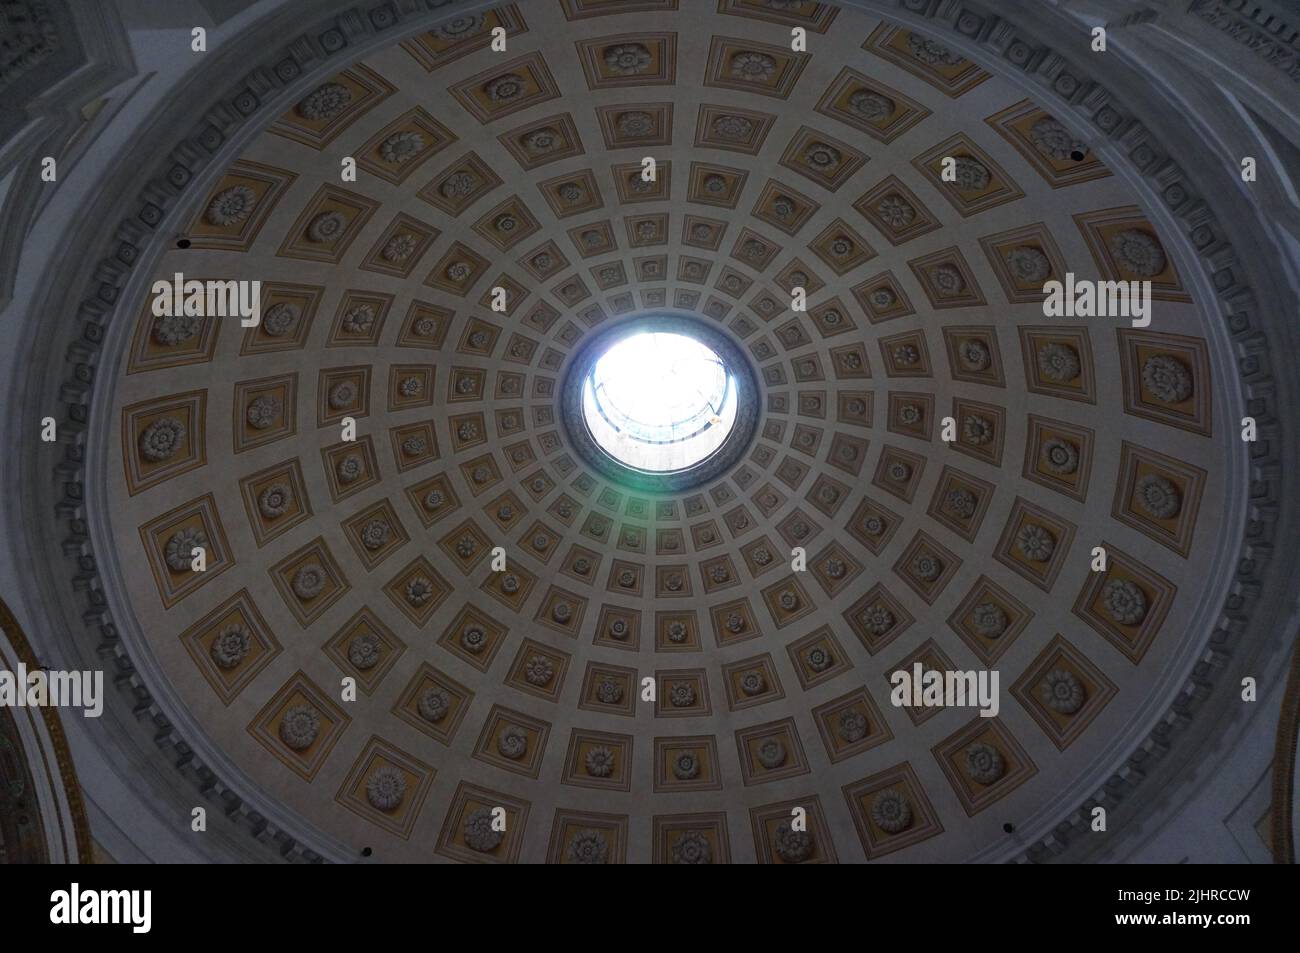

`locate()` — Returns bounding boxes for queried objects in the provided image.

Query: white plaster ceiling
[98,0,1235,863]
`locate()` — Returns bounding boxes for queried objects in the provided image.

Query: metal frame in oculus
[560,314,761,492]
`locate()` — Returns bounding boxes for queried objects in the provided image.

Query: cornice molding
[837,0,1295,864]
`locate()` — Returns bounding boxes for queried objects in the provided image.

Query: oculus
[581,331,737,473]
[561,315,758,491]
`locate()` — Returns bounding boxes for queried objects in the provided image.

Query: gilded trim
[1271,637,1300,864]
[0,596,93,863]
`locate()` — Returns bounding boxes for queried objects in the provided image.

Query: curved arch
[1271,636,1300,863]
[0,597,93,863]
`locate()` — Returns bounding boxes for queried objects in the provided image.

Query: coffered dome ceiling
[88,0,1249,863]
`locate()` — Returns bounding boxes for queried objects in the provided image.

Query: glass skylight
[581,331,738,473]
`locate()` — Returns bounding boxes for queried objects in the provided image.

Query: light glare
[582,332,738,473]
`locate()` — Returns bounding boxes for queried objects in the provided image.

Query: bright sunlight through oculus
[581,331,738,473]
